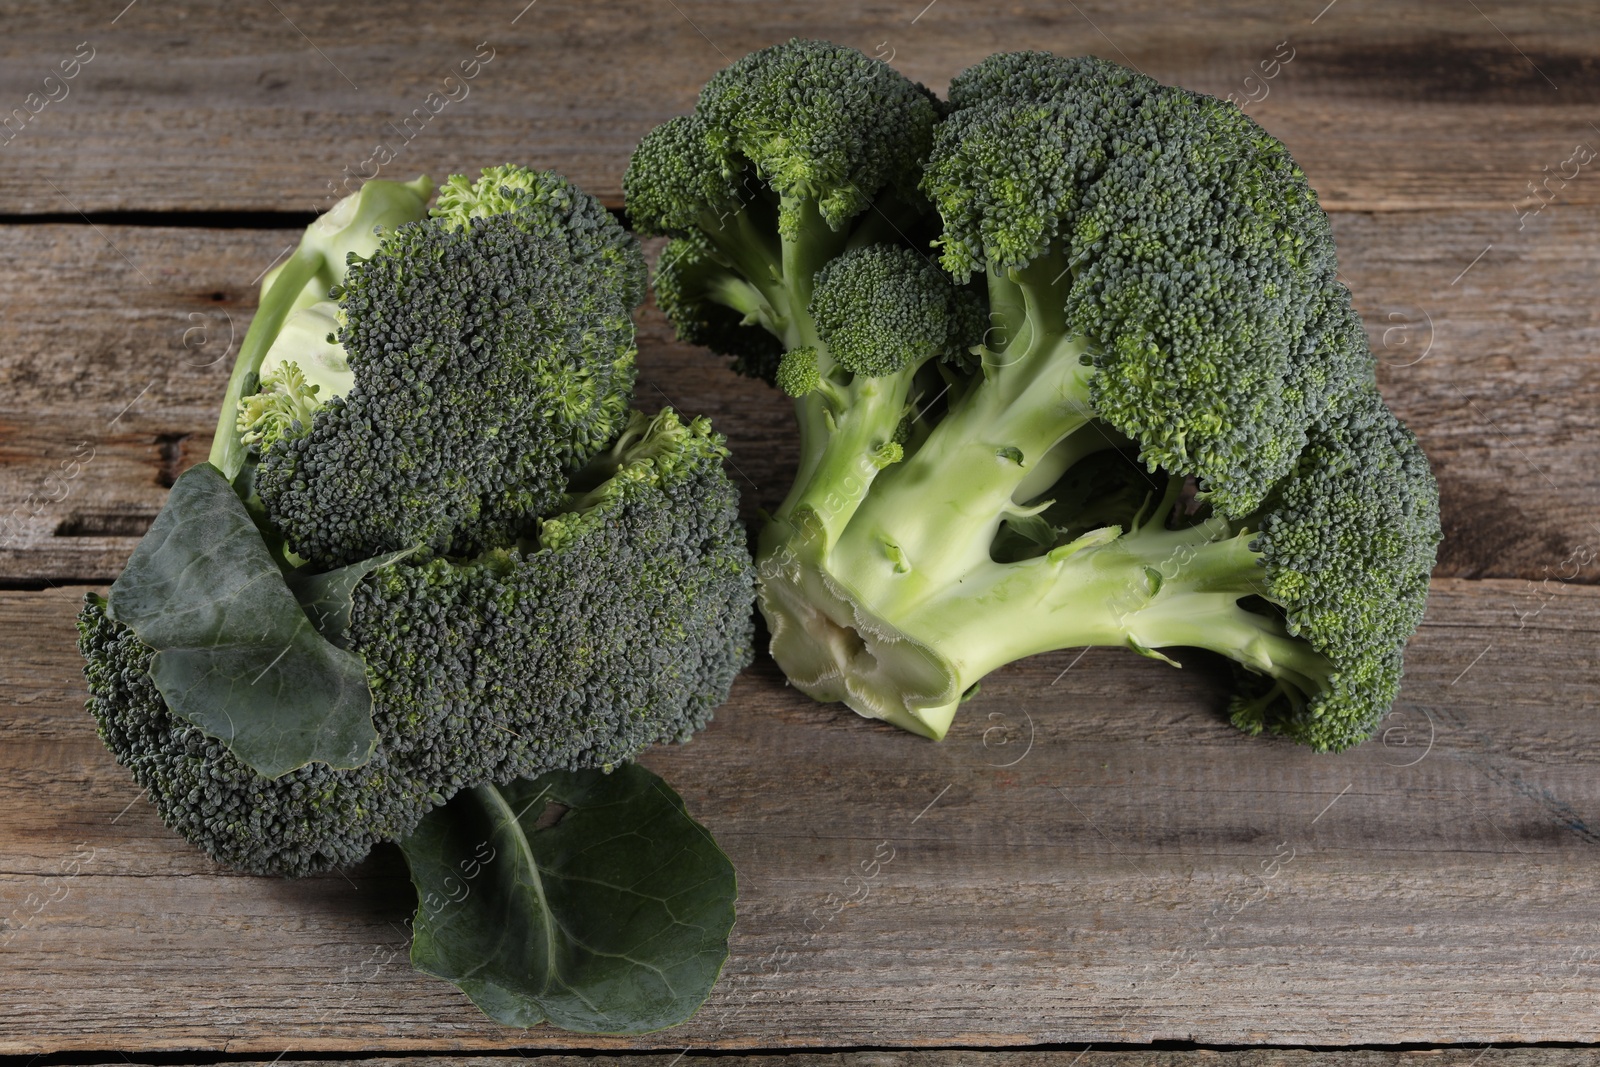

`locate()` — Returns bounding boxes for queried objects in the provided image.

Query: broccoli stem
[703,273,774,329]
[1011,420,1139,505]
[209,246,324,481]
[698,205,785,324]
[761,504,1326,739]
[773,370,917,547]
[778,195,846,333]
[770,255,1098,567]
[899,527,1277,675]
[832,329,1096,601]
[690,193,859,527]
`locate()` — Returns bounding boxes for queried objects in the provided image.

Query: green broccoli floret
[236,360,321,451]
[624,37,944,379]
[78,409,753,876]
[774,346,823,400]
[244,165,644,567]
[629,44,1441,749]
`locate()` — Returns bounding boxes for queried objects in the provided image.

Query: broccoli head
[80,168,755,876]
[627,43,1441,748]
[625,37,944,375]
[80,409,753,876]
[242,165,644,567]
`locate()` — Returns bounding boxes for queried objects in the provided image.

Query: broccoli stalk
[761,389,1429,749]
[628,41,1442,751]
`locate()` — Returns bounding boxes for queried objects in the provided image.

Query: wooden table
[3,1,1597,1062]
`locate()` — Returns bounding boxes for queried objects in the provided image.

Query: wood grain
[1,218,1596,584]
[0,1,1595,214]
[97,1055,1600,1067]
[1,0,1596,1056]
[6,576,1600,1051]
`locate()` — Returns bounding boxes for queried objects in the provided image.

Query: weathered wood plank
[0,0,1595,214]
[86,1054,1600,1067]
[5,577,1600,1051]
[1,215,1596,584]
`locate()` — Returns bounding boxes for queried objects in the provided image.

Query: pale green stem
[209,247,323,480]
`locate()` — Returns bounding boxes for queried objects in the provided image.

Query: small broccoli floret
[810,244,982,378]
[690,39,941,237]
[237,361,322,451]
[236,299,356,453]
[624,37,943,363]
[631,43,1441,749]
[747,243,982,543]
[78,409,753,876]
[775,347,823,399]
[1226,389,1441,750]
[253,166,644,567]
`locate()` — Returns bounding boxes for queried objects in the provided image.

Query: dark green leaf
[401,764,736,1034]
[106,462,378,778]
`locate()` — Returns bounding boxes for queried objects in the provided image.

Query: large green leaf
[400,764,737,1034]
[106,462,378,778]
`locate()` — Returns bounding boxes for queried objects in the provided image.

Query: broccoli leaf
[401,764,736,1034]
[106,463,379,778]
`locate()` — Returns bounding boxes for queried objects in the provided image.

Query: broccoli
[625,41,1441,750]
[79,409,751,876]
[78,166,754,876]
[624,39,943,380]
[238,165,645,567]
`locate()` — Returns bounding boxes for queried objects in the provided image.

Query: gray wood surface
[1,0,1596,1056]
[5,577,1600,1050]
[88,1055,1600,1067]
[0,1,1596,214]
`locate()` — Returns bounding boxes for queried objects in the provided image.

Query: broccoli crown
[256,166,645,568]
[929,53,1158,277]
[624,38,941,239]
[653,234,786,383]
[622,114,740,239]
[78,409,754,877]
[809,244,984,377]
[1231,387,1442,749]
[627,42,1442,750]
[433,164,647,310]
[925,52,1361,515]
